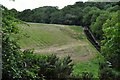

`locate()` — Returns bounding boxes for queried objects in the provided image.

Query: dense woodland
[1,1,120,80]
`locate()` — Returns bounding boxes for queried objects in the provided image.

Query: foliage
[17,6,58,23]
[2,6,41,80]
[83,7,101,27]
[81,72,93,80]
[13,2,117,26]
[99,61,120,80]
[99,10,120,80]
[38,54,73,79]
[2,6,22,79]
[90,11,110,41]
[101,11,120,70]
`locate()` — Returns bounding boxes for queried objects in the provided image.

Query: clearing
[18,23,102,77]
[19,23,98,62]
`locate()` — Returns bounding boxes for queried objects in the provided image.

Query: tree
[2,6,42,80]
[83,7,101,27]
[90,11,110,41]
[101,11,120,70]
[17,9,33,22]
[50,11,64,24]
[9,8,18,18]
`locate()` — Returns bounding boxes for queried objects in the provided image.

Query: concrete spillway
[83,26,100,52]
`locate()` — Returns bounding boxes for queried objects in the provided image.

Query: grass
[59,25,86,40]
[72,53,104,78]
[17,23,103,78]
[18,23,77,49]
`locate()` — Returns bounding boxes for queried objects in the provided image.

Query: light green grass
[72,53,104,78]
[59,25,87,40]
[18,23,77,49]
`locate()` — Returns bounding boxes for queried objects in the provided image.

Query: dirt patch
[21,40,96,62]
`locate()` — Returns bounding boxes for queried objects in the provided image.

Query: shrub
[38,54,74,79]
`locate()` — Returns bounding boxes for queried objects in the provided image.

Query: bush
[38,54,74,79]
[99,61,120,80]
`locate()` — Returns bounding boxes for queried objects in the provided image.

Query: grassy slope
[18,23,103,78]
[19,23,77,49]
